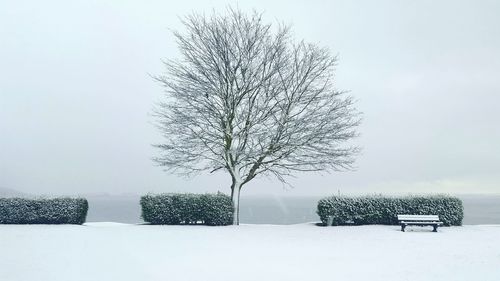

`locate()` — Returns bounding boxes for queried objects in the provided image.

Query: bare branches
[154,8,360,188]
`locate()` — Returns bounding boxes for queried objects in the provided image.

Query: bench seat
[400,221,443,225]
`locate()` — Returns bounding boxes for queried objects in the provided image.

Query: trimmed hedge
[140,192,233,226]
[0,198,88,224]
[317,195,463,226]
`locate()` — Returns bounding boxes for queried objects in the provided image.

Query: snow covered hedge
[140,192,233,226]
[317,195,463,226]
[0,198,88,224]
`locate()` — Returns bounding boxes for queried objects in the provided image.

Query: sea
[86,194,500,225]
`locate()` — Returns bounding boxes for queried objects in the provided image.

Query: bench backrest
[397,215,440,221]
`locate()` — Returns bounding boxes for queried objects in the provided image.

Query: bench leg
[433,225,438,232]
[401,224,406,232]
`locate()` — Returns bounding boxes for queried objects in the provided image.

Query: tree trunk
[231,183,242,225]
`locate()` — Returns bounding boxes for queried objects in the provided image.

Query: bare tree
[154,9,360,225]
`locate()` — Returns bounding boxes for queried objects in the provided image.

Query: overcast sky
[1,0,499,196]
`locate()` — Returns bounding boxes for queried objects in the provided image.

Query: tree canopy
[154,9,360,224]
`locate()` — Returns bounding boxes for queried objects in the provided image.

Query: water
[459,194,500,224]
[86,194,500,225]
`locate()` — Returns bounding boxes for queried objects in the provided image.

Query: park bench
[397,215,443,232]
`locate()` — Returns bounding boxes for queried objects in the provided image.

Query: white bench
[397,215,443,232]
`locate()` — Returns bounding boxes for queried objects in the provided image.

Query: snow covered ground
[1,223,499,281]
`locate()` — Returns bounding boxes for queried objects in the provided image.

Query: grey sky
[1,0,499,196]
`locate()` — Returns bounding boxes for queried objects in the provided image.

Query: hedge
[140,192,233,226]
[317,195,463,226]
[0,198,88,224]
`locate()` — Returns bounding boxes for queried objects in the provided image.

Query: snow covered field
[1,223,499,281]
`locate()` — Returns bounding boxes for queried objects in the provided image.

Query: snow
[0,223,499,281]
